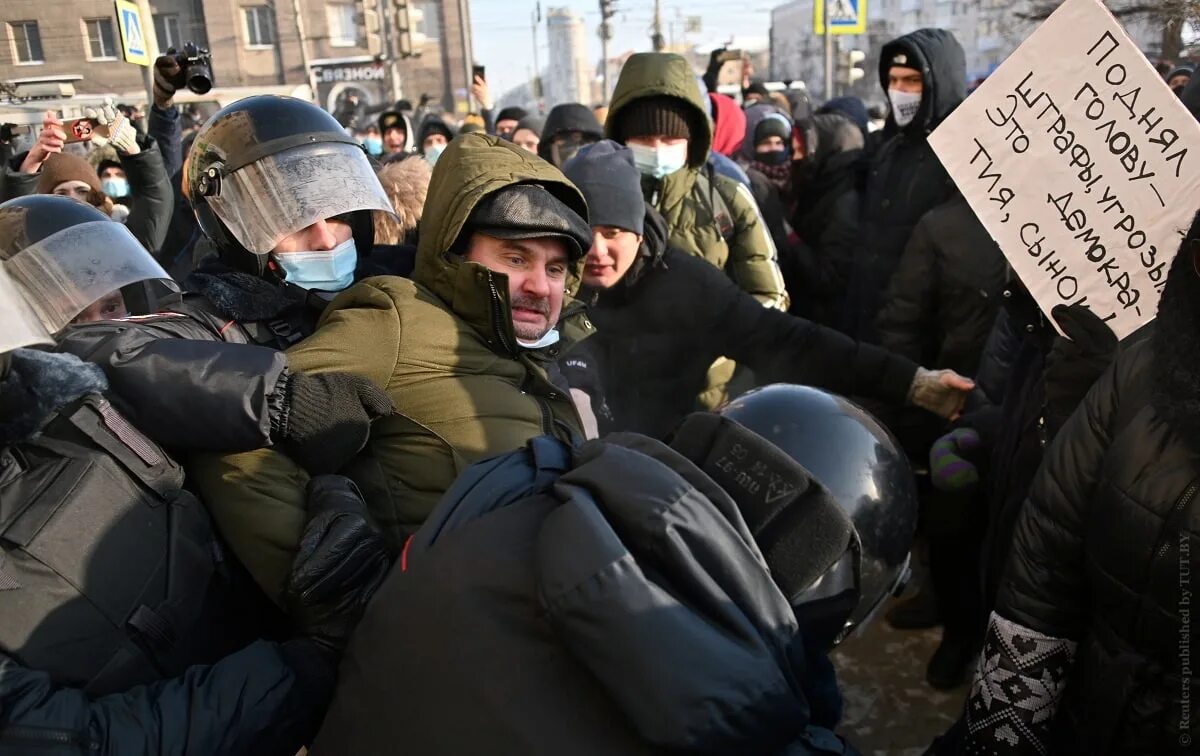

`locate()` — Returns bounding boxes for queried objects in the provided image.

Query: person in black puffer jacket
[559,140,975,440]
[788,112,865,327]
[960,212,1200,755]
[848,28,965,342]
[876,194,1007,377]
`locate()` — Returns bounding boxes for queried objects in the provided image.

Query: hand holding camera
[153,55,182,109]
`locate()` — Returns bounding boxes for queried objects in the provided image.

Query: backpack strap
[58,396,181,498]
[696,165,736,244]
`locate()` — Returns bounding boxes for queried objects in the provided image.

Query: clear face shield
[204,141,395,255]
[1,221,178,352]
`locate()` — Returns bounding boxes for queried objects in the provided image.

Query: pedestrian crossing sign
[815,0,867,35]
[115,0,151,66]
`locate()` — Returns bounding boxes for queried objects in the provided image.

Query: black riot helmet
[0,195,177,351]
[719,384,918,648]
[185,95,394,276]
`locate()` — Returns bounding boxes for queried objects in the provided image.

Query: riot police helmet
[0,195,178,351]
[185,95,394,276]
[719,384,918,648]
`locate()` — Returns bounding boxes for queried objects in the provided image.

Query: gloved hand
[1044,303,1117,433]
[283,475,392,654]
[907,367,975,420]
[929,427,983,492]
[85,98,140,155]
[273,370,395,474]
[153,55,181,109]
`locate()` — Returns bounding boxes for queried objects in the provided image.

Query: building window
[415,1,439,42]
[154,13,181,51]
[9,21,43,64]
[327,3,360,47]
[243,5,276,48]
[84,18,118,60]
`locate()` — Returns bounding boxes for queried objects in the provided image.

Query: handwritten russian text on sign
[929,0,1200,339]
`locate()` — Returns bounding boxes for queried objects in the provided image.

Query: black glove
[273,370,394,474]
[1044,304,1117,435]
[283,475,392,654]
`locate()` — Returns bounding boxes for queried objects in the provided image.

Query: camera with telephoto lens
[166,43,214,95]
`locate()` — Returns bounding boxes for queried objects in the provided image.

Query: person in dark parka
[848,28,966,342]
[787,111,866,327]
[560,140,974,439]
[959,214,1200,754]
[538,103,604,167]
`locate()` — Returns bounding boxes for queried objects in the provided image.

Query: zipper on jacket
[486,273,517,356]
[1156,483,1196,560]
[0,725,100,751]
[535,393,554,436]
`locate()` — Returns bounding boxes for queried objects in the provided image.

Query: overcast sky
[469,0,776,98]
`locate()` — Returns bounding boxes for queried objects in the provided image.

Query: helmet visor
[0,265,53,353]
[206,142,395,255]
[4,221,178,333]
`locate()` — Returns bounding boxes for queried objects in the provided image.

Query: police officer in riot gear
[311,382,916,755]
[0,195,391,755]
[55,96,397,475]
[719,383,919,649]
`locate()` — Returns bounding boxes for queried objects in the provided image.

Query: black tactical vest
[0,395,228,696]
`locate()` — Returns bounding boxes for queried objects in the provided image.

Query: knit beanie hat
[615,96,693,142]
[754,113,793,146]
[562,140,645,236]
[35,152,103,196]
[496,106,529,124]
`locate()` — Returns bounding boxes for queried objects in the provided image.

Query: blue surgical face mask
[517,328,561,350]
[274,237,357,292]
[425,143,446,166]
[363,136,383,156]
[627,142,688,179]
[101,177,129,198]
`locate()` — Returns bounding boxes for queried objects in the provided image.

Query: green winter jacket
[190,134,593,601]
[606,53,788,310]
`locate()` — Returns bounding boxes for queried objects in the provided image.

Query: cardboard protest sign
[929,0,1200,339]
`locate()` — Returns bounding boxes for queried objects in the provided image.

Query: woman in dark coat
[962,211,1200,755]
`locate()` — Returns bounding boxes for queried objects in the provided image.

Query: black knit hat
[496,106,528,124]
[615,96,693,142]
[378,110,407,135]
[563,140,644,236]
[466,184,592,260]
[754,114,793,145]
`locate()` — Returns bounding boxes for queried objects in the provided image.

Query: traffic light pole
[823,0,834,100]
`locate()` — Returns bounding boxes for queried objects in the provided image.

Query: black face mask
[754,149,790,166]
[550,133,598,167]
[791,158,817,190]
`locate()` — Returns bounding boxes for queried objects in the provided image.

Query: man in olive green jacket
[190,134,595,600]
[606,52,788,408]
[606,52,787,311]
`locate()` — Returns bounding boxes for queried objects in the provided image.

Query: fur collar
[1151,251,1200,445]
[185,264,307,322]
[0,350,107,445]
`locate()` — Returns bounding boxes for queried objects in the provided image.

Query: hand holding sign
[929,0,1200,340]
[19,112,66,174]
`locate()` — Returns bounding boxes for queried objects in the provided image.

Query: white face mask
[628,142,689,179]
[888,89,923,128]
[516,328,561,350]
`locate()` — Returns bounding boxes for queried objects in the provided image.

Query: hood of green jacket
[605,53,713,167]
[413,132,592,356]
